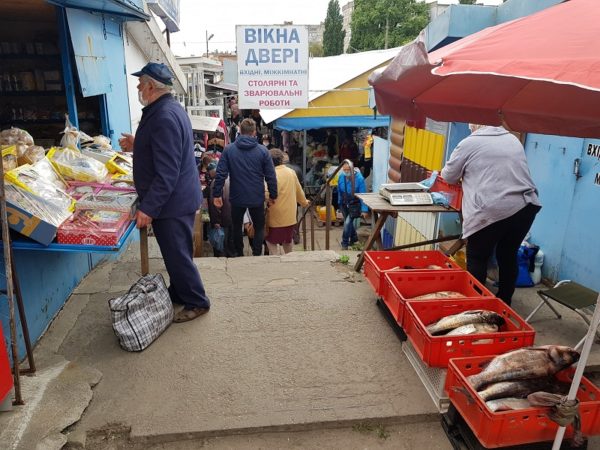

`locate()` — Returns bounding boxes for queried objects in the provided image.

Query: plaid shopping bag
[108,273,174,352]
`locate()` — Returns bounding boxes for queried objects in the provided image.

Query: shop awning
[47,0,149,21]
[275,115,390,131]
[206,82,238,92]
[260,48,398,131]
[125,18,187,94]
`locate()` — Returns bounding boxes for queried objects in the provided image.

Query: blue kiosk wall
[1,4,136,359]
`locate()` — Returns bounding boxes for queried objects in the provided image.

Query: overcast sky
[168,0,504,57]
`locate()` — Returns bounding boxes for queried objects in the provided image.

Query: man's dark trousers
[231,205,265,256]
[152,213,211,309]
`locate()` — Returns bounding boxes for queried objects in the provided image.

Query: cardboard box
[6,201,59,246]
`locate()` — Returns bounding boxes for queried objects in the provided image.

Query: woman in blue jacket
[337,162,368,250]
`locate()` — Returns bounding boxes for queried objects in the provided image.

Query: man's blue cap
[131,62,174,86]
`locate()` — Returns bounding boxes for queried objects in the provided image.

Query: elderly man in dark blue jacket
[119,62,210,322]
[213,118,277,256]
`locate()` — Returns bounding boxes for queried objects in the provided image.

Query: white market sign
[236,25,309,110]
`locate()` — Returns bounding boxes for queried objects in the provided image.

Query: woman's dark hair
[269,148,285,166]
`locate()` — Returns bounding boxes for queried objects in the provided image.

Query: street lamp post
[206,31,214,57]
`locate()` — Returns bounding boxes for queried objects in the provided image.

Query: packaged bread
[2,145,18,171]
[47,146,109,183]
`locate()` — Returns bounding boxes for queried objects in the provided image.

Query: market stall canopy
[260,48,400,131]
[46,0,149,20]
[369,0,600,138]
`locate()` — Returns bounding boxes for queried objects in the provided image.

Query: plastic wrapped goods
[1,145,18,171]
[106,153,132,175]
[5,164,74,212]
[110,172,134,187]
[33,157,68,190]
[0,127,34,146]
[47,146,109,183]
[16,144,45,166]
[5,182,72,227]
[57,209,130,246]
[81,146,117,164]
[76,189,137,213]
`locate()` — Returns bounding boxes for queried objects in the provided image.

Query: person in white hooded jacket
[441,124,541,306]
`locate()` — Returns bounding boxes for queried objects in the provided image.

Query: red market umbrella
[369,0,600,138]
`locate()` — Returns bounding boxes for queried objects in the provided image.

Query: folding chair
[526,280,600,350]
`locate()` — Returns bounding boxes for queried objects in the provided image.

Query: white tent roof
[260,47,401,124]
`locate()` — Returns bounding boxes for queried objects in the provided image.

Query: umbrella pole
[552,293,600,450]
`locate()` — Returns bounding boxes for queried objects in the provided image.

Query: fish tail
[467,373,485,390]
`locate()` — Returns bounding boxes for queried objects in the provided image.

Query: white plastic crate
[402,340,449,413]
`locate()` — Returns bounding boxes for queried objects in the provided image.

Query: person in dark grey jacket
[119,62,210,323]
[213,118,277,256]
[441,124,541,305]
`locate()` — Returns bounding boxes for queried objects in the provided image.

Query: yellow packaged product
[47,146,108,182]
[4,164,75,212]
[106,152,132,175]
[110,172,134,187]
[17,144,46,166]
[1,145,18,171]
[33,157,68,190]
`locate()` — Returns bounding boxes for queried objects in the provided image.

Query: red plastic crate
[430,175,463,211]
[0,322,13,404]
[445,355,600,448]
[404,298,535,367]
[363,250,461,297]
[382,270,494,327]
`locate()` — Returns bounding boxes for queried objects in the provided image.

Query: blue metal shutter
[66,8,112,97]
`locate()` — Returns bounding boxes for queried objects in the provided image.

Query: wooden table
[353,193,460,272]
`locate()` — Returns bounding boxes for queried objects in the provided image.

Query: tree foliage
[349,0,429,52]
[309,42,324,57]
[323,0,345,56]
[459,0,477,4]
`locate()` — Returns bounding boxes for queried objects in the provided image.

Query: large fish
[446,323,499,336]
[467,346,580,391]
[409,291,464,300]
[477,378,558,401]
[486,397,532,412]
[426,310,505,336]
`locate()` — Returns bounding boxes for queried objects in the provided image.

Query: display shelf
[1,221,137,253]
[0,91,64,97]
[0,54,59,60]
[0,118,96,127]
[0,119,63,125]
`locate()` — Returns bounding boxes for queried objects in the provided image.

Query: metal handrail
[298,159,355,224]
[297,159,355,250]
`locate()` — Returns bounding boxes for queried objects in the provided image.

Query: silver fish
[486,397,532,412]
[426,310,505,336]
[467,346,580,391]
[446,323,499,336]
[477,378,556,401]
[410,290,464,300]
